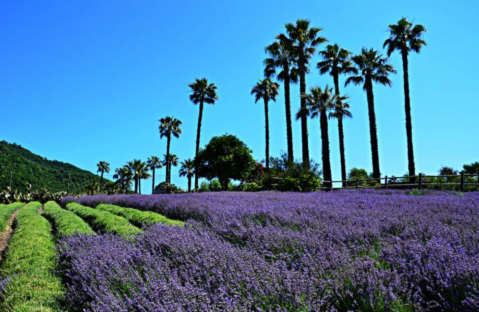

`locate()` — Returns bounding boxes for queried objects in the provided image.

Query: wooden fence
[320,173,479,192]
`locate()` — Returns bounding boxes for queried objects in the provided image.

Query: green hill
[0,141,103,193]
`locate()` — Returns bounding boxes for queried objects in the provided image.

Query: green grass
[0,203,23,231]
[96,203,184,228]
[0,201,65,311]
[42,201,94,238]
[66,202,141,236]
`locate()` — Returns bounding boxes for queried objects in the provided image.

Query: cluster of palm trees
[253,17,426,186]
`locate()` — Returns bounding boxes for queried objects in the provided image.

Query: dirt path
[0,210,19,262]
[39,205,43,214]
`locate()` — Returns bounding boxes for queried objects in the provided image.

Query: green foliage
[240,182,262,192]
[260,152,322,192]
[96,204,184,228]
[66,202,141,236]
[154,182,184,194]
[463,162,479,175]
[0,202,23,231]
[0,141,104,193]
[0,202,65,311]
[209,179,222,192]
[42,201,94,238]
[0,187,67,205]
[199,182,210,192]
[196,135,255,190]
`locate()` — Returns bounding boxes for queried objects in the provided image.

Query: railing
[320,173,479,192]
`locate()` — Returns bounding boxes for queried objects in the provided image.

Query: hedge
[43,201,94,238]
[96,204,184,228]
[0,203,23,232]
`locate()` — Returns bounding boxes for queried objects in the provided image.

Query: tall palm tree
[179,158,195,192]
[113,165,133,193]
[159,116,182,184]
[251,78,280,170]
[147,156,162,194]
[384,18,427,181]
[329,95,352,187]
[281,19,327,168]
[300,86,335,188]
[264,38,298,164]
[317,44,355,186]
[346,48,396,179]
[163,154,179,185]
[127,159,141,193]
[189,78,218,189]
[96,161,110,193]
[137,163,151,194]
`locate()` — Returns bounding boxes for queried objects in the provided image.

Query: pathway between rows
[0,210,19,262]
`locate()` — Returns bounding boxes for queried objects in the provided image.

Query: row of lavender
[60,191,479,311]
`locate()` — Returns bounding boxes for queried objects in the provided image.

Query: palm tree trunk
[402,50,416,182]
[365,77,381,180]
[152,168,155,194]
[139,178,141,194]
[284,66,294,164]
[195,100,204,190]
[166,136,171,184]
[188,176,191,193]
[333,71,347,187]
[299,53,310,169]
[120,176,124,194]
[134,178,138,194]
[264,97,270,170]
[320,110,332,189]
[100,171,104,193]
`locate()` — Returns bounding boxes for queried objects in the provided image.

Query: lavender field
[59,191,479,311]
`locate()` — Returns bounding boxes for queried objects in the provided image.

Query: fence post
[460,172,465,192]
[355,179,359,190]
[385,176,388,189]
[418,173,422,190]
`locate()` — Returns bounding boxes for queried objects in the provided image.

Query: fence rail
[319,173,479,192]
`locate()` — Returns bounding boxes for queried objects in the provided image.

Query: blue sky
[1,0,478,193]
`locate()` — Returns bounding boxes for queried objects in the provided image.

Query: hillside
[0,141,103,193]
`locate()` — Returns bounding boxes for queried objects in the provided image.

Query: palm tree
[318,44,355,186]
[264,38,298,164]
[147,156,162,194]
[127,159,149,194]
[281,19,327,168]
[189,78,218,189]
[113,165,133,193]
[300,86,335,188]
[251,78,280,170]
[96,161,110,193]
[329,95,352,187]
[137,163,151,194]
[384,18,427,181]
[159,116,182,184]
[84,180,98,196]
[163,154,179,185]
[346,48,396,179]
[179,158,195,192]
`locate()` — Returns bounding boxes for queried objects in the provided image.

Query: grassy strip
[0,201,65,311]
[96,203,184,228]
[43,201,94,238]
[0,203,23,232]
[66,202,141,236]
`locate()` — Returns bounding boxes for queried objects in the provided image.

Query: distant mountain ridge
[0,140,102,193]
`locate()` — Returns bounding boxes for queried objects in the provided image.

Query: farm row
[0,200,182,311]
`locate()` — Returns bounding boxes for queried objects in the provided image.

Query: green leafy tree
[147,156,162,194]
[463,162,479,176]
[281,19,327,168]
[251,78,279,170]
[264,37,298,163]
[179,158,195,192]
[84,180,99,195]
[300,86,335,188]
[96,161,110,193]
[189,78,218,190]
[346,48,396,179]
[384,18,427,180]
[159,116,182,184]
[196,135,255,191]
[318,44,355,186]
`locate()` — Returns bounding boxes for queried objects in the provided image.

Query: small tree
[196,135,255,190]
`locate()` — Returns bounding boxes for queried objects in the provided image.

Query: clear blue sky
[1,0,478,193]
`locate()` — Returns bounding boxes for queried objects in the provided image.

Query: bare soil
[0,210,19,262]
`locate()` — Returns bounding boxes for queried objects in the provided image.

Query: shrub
[154,182,184,194]
[66,202,141,236]
[0,202,65,311]
[43,201,94,238]
[96,204,184,228]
